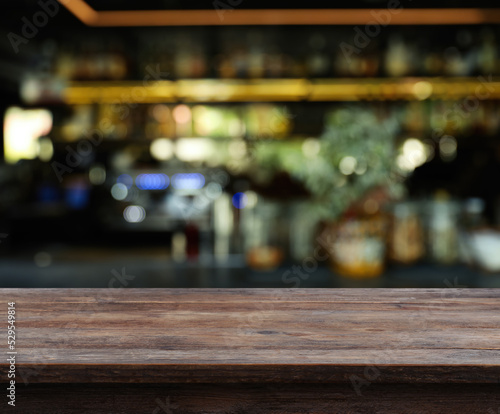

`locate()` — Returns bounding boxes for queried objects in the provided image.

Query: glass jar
[324,214,387,279]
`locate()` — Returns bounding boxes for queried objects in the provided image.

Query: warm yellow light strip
[57,2,500,26]
[176,80,310,102]
[63,81,177,104]
[61,78,500,104]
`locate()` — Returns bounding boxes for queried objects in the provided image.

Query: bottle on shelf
[425,190,460,265]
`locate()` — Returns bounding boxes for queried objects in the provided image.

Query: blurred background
[2,0,500,288]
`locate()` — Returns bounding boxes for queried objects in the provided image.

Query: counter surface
[2,288,499,384]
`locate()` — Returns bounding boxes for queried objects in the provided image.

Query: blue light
[136,173,169,190]
[232,192,248,209]
[172,173,205,190]
[117,174,133,189]
[65,185,90,210]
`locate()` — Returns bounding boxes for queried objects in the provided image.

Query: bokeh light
[111,183,128,201]
[172,173,205,190]
[136,173,169,190]
[117,174,134,189]
[339,156,357,175]
[150,138,174,161]
[124,205,146,223]
[232,192,248,209]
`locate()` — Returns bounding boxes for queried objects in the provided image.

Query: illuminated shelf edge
[61,78,500,104]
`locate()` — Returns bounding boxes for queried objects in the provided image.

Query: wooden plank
[19,383,500,414]
[1,289,499,384]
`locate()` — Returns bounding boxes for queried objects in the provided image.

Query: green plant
[254,106,405,220]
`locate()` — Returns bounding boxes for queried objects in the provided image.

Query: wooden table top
[2,288,500,383]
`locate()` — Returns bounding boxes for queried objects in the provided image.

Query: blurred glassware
[322,213,387,279]
[465,229,500,273]
[289,201,318,262]
[424,190,460,265]
[387,201,425,265]
[462,198,486,230]
[241,196,286,271]
[384,35,413,77]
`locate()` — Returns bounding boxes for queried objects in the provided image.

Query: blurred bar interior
[2,0,500,288]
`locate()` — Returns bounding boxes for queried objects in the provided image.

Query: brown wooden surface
[19,383,500,414]
[1,288,500,384]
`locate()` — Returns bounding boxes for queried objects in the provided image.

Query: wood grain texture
[1,288,499,384]
[18,383,500,414]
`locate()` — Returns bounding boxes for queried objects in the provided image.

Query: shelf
[59,77,500,104]
[58,3,500,27]
[62,79,310,104]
